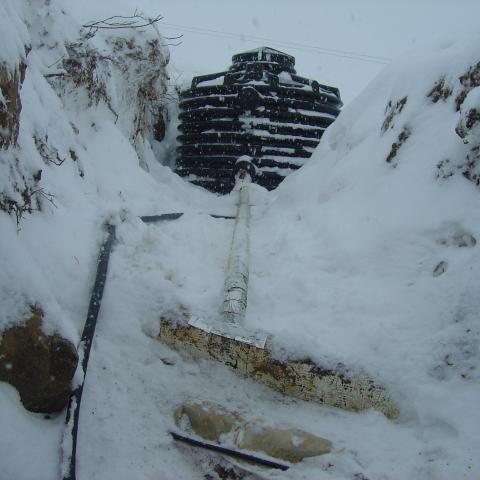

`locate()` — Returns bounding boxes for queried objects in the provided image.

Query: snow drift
[248,34,480,478]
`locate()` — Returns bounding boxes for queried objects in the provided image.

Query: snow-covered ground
[1,1,480,479]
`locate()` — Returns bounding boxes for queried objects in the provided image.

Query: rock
[239,426,332,463]
[174,402,239,442]
[173,401,332,464]
[0,306,78,413]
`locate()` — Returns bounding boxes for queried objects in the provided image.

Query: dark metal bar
[140,213,184,223]
[210,214,236,219]
[170,431,290,471]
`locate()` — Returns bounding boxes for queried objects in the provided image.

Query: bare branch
[80,10,183,46]
[81,12,164,38]
[31,188,57,209]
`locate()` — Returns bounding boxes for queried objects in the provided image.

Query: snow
[1,1,480,480]
[246,36,480,477]
[197,77,226,87]
[0,0,29,68]
[278,71,294,84]
[0,382,64,480]
[242,46,292,56]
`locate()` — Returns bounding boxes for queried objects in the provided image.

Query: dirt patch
[382,96,407,133]
[455,64,480,188]
[386,126,411,166]
[455,62,480,111]
[0,61,27,149]
[0,171,49,225]
[427,78,452,103]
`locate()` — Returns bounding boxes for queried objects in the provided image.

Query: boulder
[174,402,239,442]
[0,306,78,413]
[174,401,332,463]
[239,426,332,463]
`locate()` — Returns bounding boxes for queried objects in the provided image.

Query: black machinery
[176,46,342,193]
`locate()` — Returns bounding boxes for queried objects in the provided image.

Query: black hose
[61,223,116,480]
[140,213,184,223]
[170,431,290,471]
[140,213,235,223]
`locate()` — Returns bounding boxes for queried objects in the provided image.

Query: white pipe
[223,175,251,323]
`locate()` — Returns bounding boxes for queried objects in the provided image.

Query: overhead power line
[160,22,391,65]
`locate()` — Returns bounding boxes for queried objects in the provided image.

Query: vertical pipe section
[223,176,251,324]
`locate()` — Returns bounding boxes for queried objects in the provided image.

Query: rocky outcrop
[0,306,78,413]
[422,62,480,186]
[0,53,46,223]
[454,63,480,186]
[0,60,26,149]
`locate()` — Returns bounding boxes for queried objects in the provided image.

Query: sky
[63,0,480,104]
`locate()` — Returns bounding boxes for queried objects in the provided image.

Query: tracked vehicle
[176,46,343,193]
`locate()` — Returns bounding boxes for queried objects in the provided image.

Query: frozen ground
[1,1,480,479]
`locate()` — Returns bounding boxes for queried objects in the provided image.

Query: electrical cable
[160,22,391,65]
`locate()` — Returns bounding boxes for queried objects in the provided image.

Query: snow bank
[248,34,480,478]
[0,1,29,69]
